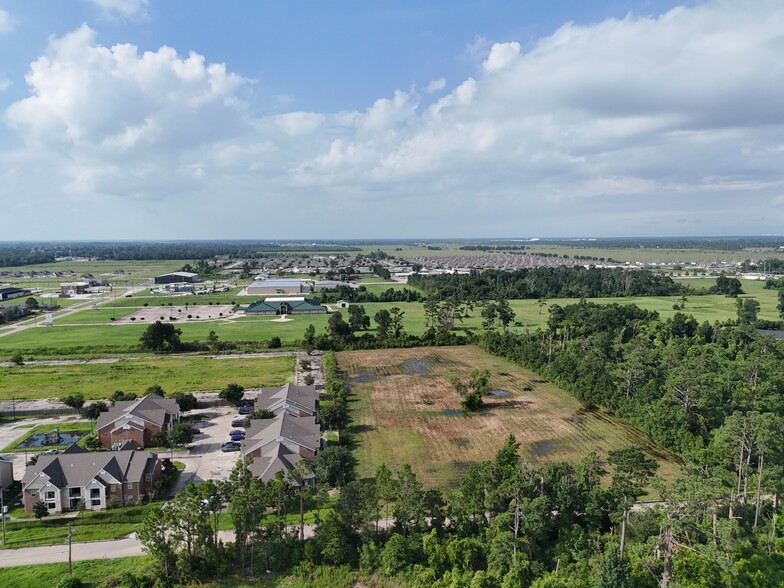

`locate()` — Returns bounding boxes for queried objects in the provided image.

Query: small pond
[17,432,86,448]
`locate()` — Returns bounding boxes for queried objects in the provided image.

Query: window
[30,492,37,498]
[46,502,56,510]
[90,488,100,498]
[91,499,101,507]
[110,485,117,493]
[127,482,133,490]
[145,473,152,482]
[44,491,55,500]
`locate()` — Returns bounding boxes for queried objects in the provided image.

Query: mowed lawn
[0,280,778,357]
[339,346,681,490]
[0,355,294,400]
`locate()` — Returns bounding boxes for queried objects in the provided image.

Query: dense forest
[408,268,685,301]
[0,242,361,266]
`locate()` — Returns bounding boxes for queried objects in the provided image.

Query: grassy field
[105,286,246,307]
[0,502,159,549]
[1,278,779,358]
[366,242,784,263]
[0,355,294,400]
[0,259,194,281]
[2,421,93,452]
[0,556,155,588]
[339,345,681,490]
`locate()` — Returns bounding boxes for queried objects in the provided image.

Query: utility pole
[66,522,74,575]
[1,488,7,545]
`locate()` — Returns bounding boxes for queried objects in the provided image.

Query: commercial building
[154,272,201,285]
[0,287,30,301]
[244,297,327,316]
[60,282,90,297]
[245,279,309,296]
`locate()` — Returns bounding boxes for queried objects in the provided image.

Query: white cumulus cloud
[3,0,784,239]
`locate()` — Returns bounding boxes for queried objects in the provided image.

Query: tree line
[408,267,685,301]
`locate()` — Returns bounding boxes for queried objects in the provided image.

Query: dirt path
[0,284,148,340]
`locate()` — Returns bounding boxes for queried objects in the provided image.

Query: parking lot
[174,404,246,490]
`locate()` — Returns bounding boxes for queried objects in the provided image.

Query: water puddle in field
[400,359,432,375]
[488,389,511,398]
[442,409,464,417]
[530,439,557,457]
[348,370,375,383]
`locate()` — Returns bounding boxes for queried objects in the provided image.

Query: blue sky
[1,0,783,240]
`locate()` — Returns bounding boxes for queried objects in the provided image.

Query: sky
[0,0,783,240]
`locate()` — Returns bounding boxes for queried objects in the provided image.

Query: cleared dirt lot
[339,345,681,489]
[114,304,237,324]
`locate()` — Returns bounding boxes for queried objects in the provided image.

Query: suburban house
[242,413,321,481]
[154,272,201,284]
[0,456,14,490]
[0,287,30,301]
[245,279,310,296]
[256,384,319,418]
[243,297,327,316]
[97,393,180,449]
[21,445,162,513]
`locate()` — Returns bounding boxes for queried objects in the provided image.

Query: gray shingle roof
[242,413,320,455]
[97,393,179,432]
[256,384,318,415]
[22,449,159,490]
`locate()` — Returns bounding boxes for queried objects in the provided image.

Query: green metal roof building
[244,297,327,316]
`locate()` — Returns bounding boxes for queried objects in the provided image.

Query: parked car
[221,442,240,452]
[231,418,247,428]
[230,432,245,442]
[238,405,252,415]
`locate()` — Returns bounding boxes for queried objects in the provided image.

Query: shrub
[130,317,136,321]
[10,353,23,365]
[107,496,121,510]
[57,576,82,588]
[268,336,282,349]
[304,374,315,386]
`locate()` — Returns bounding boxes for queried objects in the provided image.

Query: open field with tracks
[0,355,294,400]
[339,345,681,489]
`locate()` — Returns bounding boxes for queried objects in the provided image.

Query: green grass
[0,556,155,588]
[0,355,294,400]
[106,286,245,307]
[2,421,93,452]
[0,503,159,549]
[1,280,779,358]
[57,307,137,324]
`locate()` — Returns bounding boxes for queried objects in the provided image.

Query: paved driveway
[170,406,244,492]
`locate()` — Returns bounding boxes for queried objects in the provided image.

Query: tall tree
[139,320,182,352]
[607,446,658,557]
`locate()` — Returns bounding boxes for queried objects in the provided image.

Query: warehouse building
[154,272,201,285]
[245,279,310,296]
